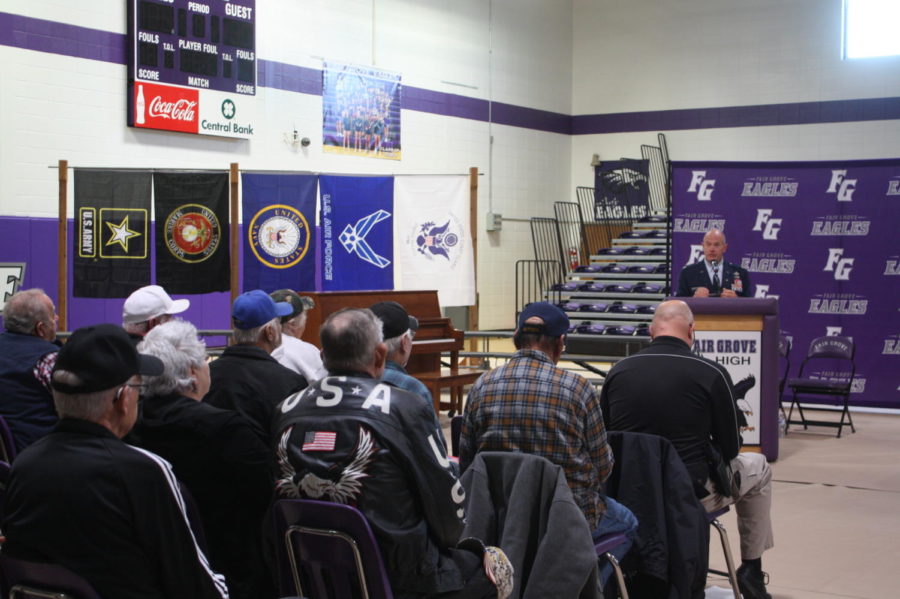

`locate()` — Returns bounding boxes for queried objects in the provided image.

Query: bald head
[649,300,694,344]
[702,229,728,264]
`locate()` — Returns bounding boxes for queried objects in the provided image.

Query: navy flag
[73,170,151,298]
[153,172,230,294]
[242,174,318,292]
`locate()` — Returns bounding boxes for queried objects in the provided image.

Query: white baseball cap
[122,285,190,325]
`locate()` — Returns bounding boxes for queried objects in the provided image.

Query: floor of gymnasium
[441,403,900,598]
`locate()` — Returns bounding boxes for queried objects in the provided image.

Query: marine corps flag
[153,172,230,294]
[73,170,151,298]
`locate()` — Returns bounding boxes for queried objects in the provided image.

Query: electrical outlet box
[486,212,502,232]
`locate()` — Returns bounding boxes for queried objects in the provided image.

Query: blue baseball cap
[232,290,293,330]
[517,302,570,337]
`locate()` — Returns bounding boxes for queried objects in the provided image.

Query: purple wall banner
[672,159,900,409]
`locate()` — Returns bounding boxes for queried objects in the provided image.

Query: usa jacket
[676,260,752,297]
[273,372,465,597]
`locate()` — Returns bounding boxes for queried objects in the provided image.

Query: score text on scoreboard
[127,0,257,139]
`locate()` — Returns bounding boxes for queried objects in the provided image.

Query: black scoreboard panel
[129,0,257,96]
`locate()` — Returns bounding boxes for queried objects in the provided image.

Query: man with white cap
[205,290,308,446]
[269,289,327,383]
[122,284,190,342]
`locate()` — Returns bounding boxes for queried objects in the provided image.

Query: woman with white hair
[129,320,273,599]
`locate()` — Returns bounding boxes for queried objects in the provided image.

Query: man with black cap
[2,324,229,599]
[206,290,307,446]
[460,301,637,585]
[370,300,433,407]
[270,289,327,383]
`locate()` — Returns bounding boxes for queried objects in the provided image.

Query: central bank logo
[248,205,310,269]
[824,248,854,280]
[0,263,26,313]
[687,171,715,201]
[752,209,782,240]
[339,210,392,269]
[826,170,857,202]
[221,99,236,120]
[164,204,221,263]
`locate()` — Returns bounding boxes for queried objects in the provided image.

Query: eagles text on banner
[393,176,475,307]
[242,173,318,293]
[672,160,900,409]
[73,170,152,298]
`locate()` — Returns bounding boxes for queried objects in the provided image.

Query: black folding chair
[786,336,856,438]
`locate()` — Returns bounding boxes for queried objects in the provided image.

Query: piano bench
[415,368,484,416]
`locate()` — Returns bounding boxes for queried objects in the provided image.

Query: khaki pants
[701,452,774,560]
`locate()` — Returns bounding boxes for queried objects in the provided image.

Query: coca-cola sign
[132,81,199,134]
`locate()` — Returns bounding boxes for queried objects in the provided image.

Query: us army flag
[393,176,475,306]
[73,170,151,298]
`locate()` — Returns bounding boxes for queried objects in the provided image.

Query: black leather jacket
[273,372,465,597]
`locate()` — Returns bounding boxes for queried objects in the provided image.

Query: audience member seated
[2,324,228,599]
[122,285,190,343]
[0,289,60,452]
[270,289,327,383]
[459,301,638,586]
[128,320,273,599]
[369,300,433,407]
[205,290,307,445]
[600,300,774,599]
[273,308,512,599]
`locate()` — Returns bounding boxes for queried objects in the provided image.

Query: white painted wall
[0,0,573,329]
[570,0,900,188]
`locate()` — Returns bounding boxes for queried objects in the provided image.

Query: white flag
[393,176,475,306]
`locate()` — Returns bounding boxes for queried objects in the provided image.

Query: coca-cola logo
[148,97,197,121]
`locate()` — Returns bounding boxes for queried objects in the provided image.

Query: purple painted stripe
[0,11,125,64]
[257,59,322,96]
[404,86,488,121]
[571,96,900,134]
[491,100,571,134]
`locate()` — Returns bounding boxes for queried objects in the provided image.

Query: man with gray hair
[370,300,433,406]
[0,288,60,451]
[2,323,229,599]
[273,308,512,599]
[205,290,307,446]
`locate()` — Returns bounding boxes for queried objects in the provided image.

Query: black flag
[154,172,230,294]
[73,170,152,298]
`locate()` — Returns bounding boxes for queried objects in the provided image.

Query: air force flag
[320,176,394,291]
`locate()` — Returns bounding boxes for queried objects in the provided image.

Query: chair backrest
[0,555,103,599]
[450,415,463,457]
[799,336,855,383]
[270,499,393,599]
[0,415,18,464]
[777,334,791,395]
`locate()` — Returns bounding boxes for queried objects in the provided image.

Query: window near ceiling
[843,0,900,59]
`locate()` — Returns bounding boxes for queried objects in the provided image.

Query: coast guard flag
[73,170,151,298]
[242,174,318,292]
[393,176,475,306]
[319,175,394,291]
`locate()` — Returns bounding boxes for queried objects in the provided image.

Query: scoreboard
[127,0,257,139]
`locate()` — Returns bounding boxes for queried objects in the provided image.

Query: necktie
[712,268,720,291]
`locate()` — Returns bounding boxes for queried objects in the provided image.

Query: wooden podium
[682,297,780,460]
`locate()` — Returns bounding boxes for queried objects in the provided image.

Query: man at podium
[676,229,752,298]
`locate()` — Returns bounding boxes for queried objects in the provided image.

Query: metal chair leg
[710,517,740,599]
[601,552,629,599]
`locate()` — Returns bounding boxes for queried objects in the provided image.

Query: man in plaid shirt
[460,302,637,582]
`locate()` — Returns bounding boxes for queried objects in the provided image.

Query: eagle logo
[415,220,459,260]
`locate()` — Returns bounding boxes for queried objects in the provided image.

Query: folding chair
[595,532,630,599]
[0,554,103,599]
[777,334,791,423]
[270,499,393,599]
[786,336,856,437]
[707,507,740,599]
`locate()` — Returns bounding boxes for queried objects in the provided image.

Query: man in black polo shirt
[2,324,229,599]
[600,300,774,599]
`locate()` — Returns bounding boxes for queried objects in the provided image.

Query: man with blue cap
[460,301,637,586]
[205,290,308,446]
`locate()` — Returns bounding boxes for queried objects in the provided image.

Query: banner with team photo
[242,173,317,293]
[672,159,900,409]
[319,176,394,291]
[393,176,475,306]
[322,61,401,160]
[153,172,230,294]
[73,170,151,298]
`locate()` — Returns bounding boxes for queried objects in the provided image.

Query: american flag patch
[302,431,337,452]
